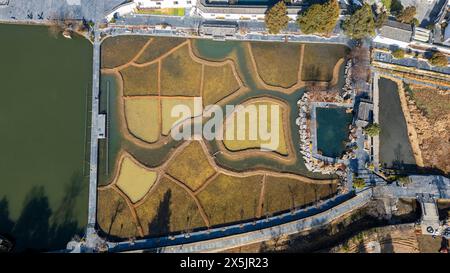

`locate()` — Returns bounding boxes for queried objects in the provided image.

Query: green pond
[316,107,352,158]
[378,78,416,170]
[0,24,92,251]
[99,38,349,185]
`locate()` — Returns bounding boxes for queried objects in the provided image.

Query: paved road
[85,26,101,250]
[0,0,123,22]
[373,175,450,199]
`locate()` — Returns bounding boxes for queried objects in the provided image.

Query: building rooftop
[379,20,413,43]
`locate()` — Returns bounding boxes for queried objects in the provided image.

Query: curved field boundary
[379,75,424,167]
[246,43,305,93]
[329,58,345,87]
[215,96,297,165]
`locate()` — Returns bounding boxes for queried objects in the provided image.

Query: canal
[0,24,92,251]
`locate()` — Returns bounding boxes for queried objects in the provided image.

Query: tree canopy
[342,4,375,39]
[392,49,405,59]
[296,0,339,35]
[396,6,416,24]
[265,1,289,34]
[353,177,366,189]
[364,123,381,137]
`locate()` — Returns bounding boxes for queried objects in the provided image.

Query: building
[413,27,431,43]
[355,100,372,127]
[199,20,238,39]
[373,20,413,48]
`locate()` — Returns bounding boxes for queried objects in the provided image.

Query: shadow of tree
[148,190,172,237]
[0,172,86,252]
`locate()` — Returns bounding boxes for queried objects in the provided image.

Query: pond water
[0,24,92,251]
[378,78,416,170]
[316,107,352,158]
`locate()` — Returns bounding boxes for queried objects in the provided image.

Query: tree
[353,177,366,189]
[396,6,416,24]
[381,0,392,10]
[428,51,448,67]
[390,0,404,15]
[392,48,405,59]
[375,11,388,29]
[364,123,381,137]
[342,4,375,39]
[297,0,339,35]
[264,1,289,34]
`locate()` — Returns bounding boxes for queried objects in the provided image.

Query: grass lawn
[166,141,216,191]
[250,42,301,88]
[223,100,288,155]
[203,63,240,105]
[160,97,202,136]
[197,174,263,226]
[97,188,140,239]
[136,176,205,236]
[136,37,186,64]
[101,36,149,69]
[263,176,337,216]
[124,97,160,143]
[160,45,202,96]
[120,63,159,96]
[136,8,185,17]
[301,44,347,82]
[115,155,158,203]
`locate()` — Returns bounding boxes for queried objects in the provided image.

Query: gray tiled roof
[379,20,413,43]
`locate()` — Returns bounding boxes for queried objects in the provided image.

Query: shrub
[392,49,405,59]
[428,51,448,67]
[364,123,381,137]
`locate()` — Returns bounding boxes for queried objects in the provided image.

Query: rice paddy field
[98,36,347,240]
[0,24,92,251]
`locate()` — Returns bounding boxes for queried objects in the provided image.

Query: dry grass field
[250,42,301,88]
[101,36,149,68]
[202,63,240,105]
[136,37,186,64]
[263,176,337,216]
[160,45,202,96]
[97,188,140,239]
[166,141,216,191]
[223,100,288,155]
[124,97,160,143]
[160,97,202,136]
[301,44,347,82]
[136,176,206,236]
[120,63,159,96]
[406,85,450,173]
[197,174,263,226]
[115,156,158,203]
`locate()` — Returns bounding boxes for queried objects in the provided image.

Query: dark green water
[0,24,92,251]
[100,38,345,181]
[378,78,416,170]
[316,107,352,158]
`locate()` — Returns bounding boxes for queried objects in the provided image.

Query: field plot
[405,85,450,173]
[161,97,203,135]
[166,141,216,191]
[120,63,159,96]
[101,36,149,68]
[136,37,186,64]
[202,63,240,105]
[160,45,202,96]
[136,176,205,236]
[197,174,263,226]
[223,99,288,155]
[124,97,160,143]
[263,176,337,215]
[301,44,347,82]
[97,188,140,238]
[250,42,302,88]
[115,155,158,203]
